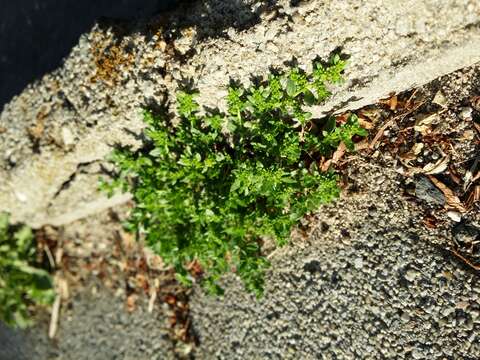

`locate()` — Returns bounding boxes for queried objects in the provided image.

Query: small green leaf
[304,90,316,105]
[286,79,297,97]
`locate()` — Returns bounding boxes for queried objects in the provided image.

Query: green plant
[0,213,54,328]
[101,56,367,296]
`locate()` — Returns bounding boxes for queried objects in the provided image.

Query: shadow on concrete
[0,0,179,109]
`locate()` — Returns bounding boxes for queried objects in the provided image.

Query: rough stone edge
[309,37,480,117]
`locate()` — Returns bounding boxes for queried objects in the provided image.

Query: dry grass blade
[49,295,61,339]
[450,248,480,271]
[369,118,394,149]
[465,185,480,209]
[474,122,480,134]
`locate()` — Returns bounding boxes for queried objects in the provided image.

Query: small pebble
[446,211,462,222]
[354,257,363,270]
[459,107,472,120]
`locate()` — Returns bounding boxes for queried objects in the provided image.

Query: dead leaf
[121,231,136,252]
[422,215,438,229]
[135,274,149,291]
[462,130,475,141]
[321,159,332,172]
[336,113,350,124]
[187,259,203,277]
[471,95,480,112]
[428,175,466,212]
[354,139,370,151]
[332,141,346,164]
[144,249,165,271]
[414,112,440,135]
[423,155,450,175]
[357,117,374,129]
[358,108,382,123]
[389,95,398,111]
[165,294,177,306]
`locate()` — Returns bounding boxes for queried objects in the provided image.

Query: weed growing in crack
[101,55,367,296]
[0,213,54,328]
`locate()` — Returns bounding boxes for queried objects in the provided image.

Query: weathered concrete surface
[1,0,480,228]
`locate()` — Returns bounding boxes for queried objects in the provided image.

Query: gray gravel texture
[191,163,480,359]
[28,283,174,360]
[0,322,30,360]
[0,0,177,108]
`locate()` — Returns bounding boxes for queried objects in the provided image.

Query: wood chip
[427,175,466,212]
[432,90,448,108]
[379,94,398,110]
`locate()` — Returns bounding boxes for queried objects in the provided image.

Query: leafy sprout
[0,213,54,328]
[101,55,367,297]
